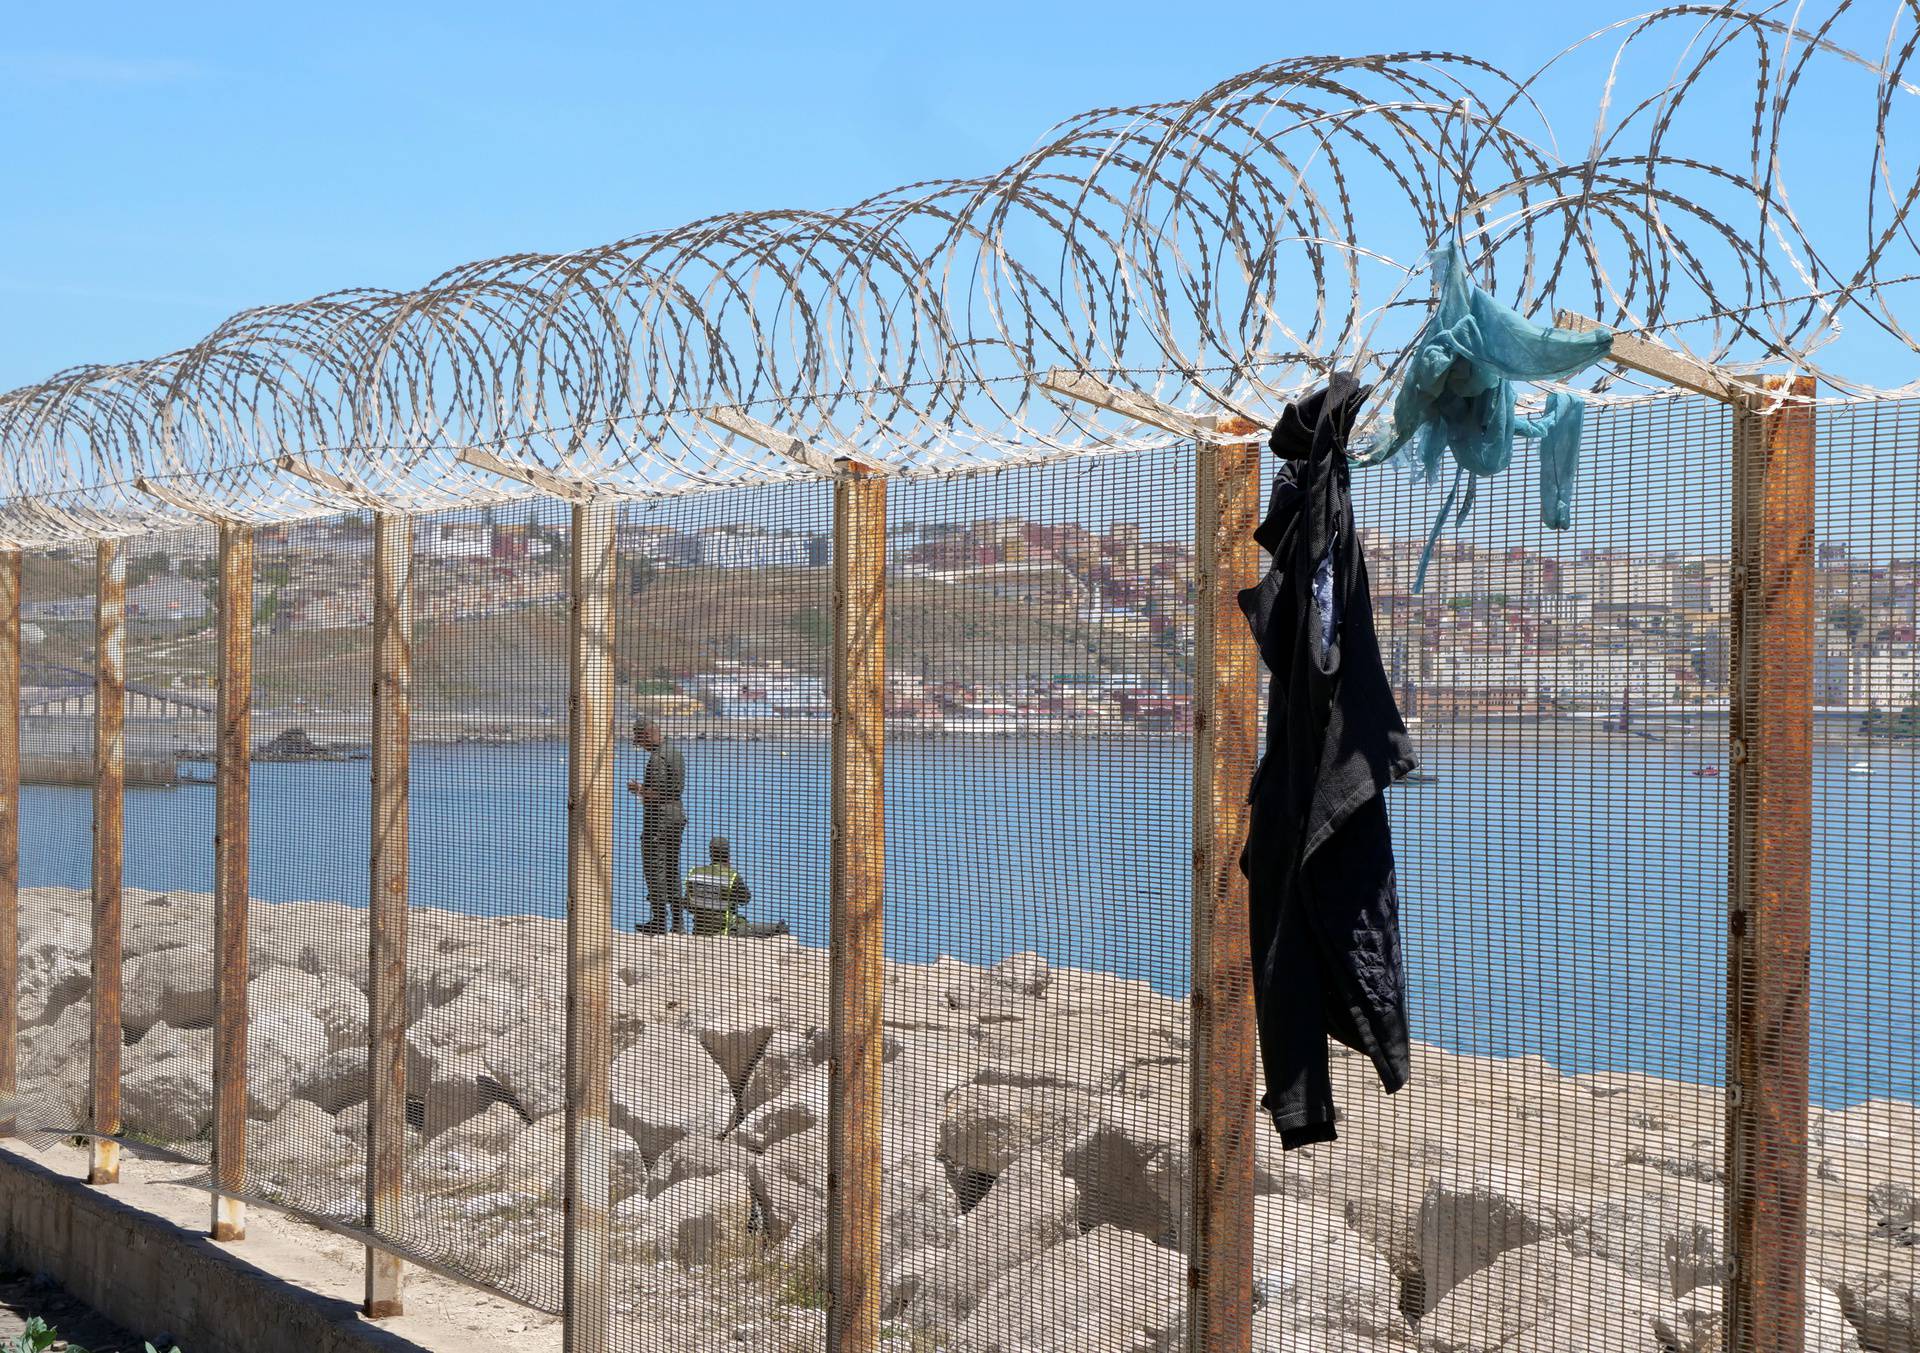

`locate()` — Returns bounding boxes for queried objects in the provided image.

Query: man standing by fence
[627,716,687,934]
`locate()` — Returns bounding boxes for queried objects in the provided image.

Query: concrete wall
[0,1149,430,1353]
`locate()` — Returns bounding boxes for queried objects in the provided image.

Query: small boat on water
[1690,765,1720,778]
[1849,761,1873,775]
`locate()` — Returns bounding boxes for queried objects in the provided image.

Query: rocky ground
[10,884,1919,1352]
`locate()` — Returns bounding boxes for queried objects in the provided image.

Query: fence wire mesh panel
[2,398,1917,1353]
[1808,399,1920,1352]
[607,483,834,1349]
[114,524,219,1161]
[378,501,571,1305]
[1318,395,1737,1350]
[880,450,1194,1352]
[13,547,98,1136]
[239,515,373,1227]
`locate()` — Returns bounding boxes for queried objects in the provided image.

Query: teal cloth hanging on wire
[1365,242,1614,591]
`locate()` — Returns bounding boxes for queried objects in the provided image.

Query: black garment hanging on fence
[1239,372,1418,1149]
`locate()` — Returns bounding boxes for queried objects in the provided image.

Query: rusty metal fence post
[564,498,615,1353]
[827,465,885,1353]
[1725,374,1816,1353]
[89,539,125,1185]
[211,523,253,1240]
[365,512,411,1317]
[0,550,18,1140]
[1188,429,1262,1353]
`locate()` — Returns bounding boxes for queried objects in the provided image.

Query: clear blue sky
[2,2,1900,393]
[0,1,1699,392]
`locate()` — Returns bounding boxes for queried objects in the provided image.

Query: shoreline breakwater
[7,884,1916,1351]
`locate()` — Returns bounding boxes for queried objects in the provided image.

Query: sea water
[19,734,1917,1107]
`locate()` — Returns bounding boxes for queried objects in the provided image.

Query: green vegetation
[786,605,831,647]
[126,553,172,590]
[1863,703,1920,738]
[1828,604,1867,642]
[3,1317,56,1353]
[2,1315,180,1353]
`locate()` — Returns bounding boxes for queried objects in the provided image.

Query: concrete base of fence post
[212,1193,246,1243]
[86,1139,120,1187]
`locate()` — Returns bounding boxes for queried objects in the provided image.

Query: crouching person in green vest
[685,837,790,938]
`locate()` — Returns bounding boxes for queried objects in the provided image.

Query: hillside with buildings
[15,516,1920,743]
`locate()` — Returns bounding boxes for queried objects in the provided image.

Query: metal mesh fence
[880,451,1193,1351]
[0,394,1915,1353]
[242,515,373,1226]
[607,482,833,1349]
[1329,397,1736,1350]
[15,546,97,1135]
[116,524,218,1161]
[1808,400,1920,1352]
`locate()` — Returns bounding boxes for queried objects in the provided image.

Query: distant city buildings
[26,505,1917,723]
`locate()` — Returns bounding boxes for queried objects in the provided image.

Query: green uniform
[685,862,751,936]
[641,739,687,932]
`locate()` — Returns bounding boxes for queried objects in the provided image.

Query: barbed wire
[0,2,1915,544]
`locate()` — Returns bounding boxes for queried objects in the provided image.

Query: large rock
[430,1102,528,1157]
[253,1099,358,1170]
[1251,1309,1404,1352]
[121,891,213,961]
[1810,1277,1869,1353]
[22,1002,90,1084]
[1061,1109,1184,1245]
[1415,1240,1663,1353]
[647,1134,751,1203]
[693,1010,778,1102]
[611,1029,735,1163]
[251,966,367,1053]
[1417,1166,1590,1312]
[248,900,368,989]
[937,1082,1093,1178]
[733,1072,826,1154]
[1566,1184,1724,1297]
[1652,1286,1723,1353]
[121,1023,214,1144]
[635,1169,755,1268]
[407,976,529,1074]
[298,1046,369,1114]
[121,946,214,1036]
[1833,1262,1919,1353]
[952,1224,1184,1353]
[248,1011,330,1120]
[900,1151,1078,1327]
[990,952,1051,999]
[16,912,89,1028]
[1254,1194,1408,1343]
[745,1129,827,1250]
[498,1115,647,1205]
[884,1154,961,1257]
[483,1022,565,1122]
[739,1029,821,1120]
